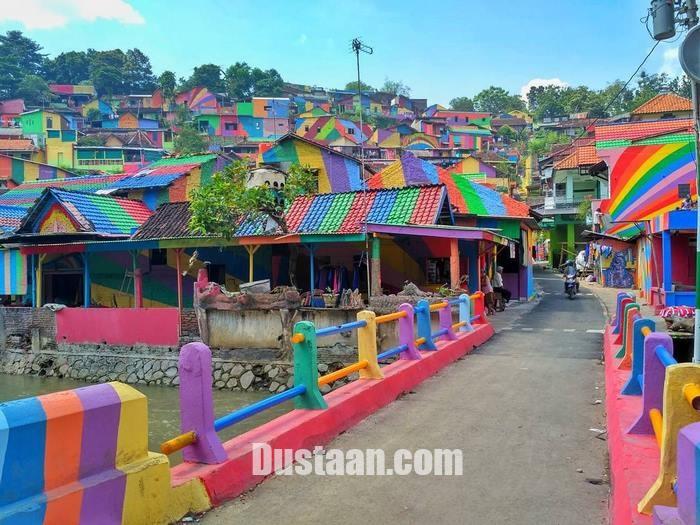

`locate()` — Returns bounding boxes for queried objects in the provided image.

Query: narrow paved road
[202,269,608,525]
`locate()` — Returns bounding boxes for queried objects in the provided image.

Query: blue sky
[0,0,684,105]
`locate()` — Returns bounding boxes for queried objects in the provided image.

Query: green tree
[90,65,123,97]
[224,62,252,98]
[526,84,567,119]
[45,51,90,84]
[158,70,176,99]
[124,48,157,93]
[449,96,475,111]
[0,31,46,98]
[189,161,316,236]
[173,125,207,154]
[344,80,374,92]
[15,74,51,105]
[473,86,525,114]
[496,124,516,142]
[181,64,224,93]
[380,78,410,97]
[224,62,284,99]
[86,108,103,123]
[88,48,127,95]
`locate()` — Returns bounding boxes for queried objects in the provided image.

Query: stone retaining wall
[0,344,356,393]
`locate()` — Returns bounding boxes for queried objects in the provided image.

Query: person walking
[492,266,511,304]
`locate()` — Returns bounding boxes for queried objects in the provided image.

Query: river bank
[0,373,291,465]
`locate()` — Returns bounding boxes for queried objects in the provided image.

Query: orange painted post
[618,308,641,370]
[318,360,369,386]
[161,431,197,456]
[356,310,383,380]
[649,408,663,448]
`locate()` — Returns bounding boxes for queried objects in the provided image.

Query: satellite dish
[680,25,700,82]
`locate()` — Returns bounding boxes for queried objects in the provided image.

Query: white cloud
[519,77,569,100]
[659,46,680,76]
[297,34,308,45]
[0,0,145,30]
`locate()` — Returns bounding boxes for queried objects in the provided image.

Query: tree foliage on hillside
[449,96,475,111]
[344,80,374,92]
[189,161,316,236]
[473,86,526,114]
[380,78,411,97]
[525,72,693,120]
[223,62,284,99]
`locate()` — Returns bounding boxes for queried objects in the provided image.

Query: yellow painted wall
[46,136,75,169]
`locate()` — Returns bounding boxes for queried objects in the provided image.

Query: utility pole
[656,0,700,361]
[351,37,374,297]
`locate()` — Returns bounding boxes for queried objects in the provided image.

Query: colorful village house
[5,188,153,307]
[536,137,605,267]
[74,130,169,174]
[0,138,41,162]
[293,115,374,158]
[593,94,696,307]
[0,98,26,127]
[18,109,77,169]
[0,153,78,188]
[367,152,539,299]
[260,134,372,193]
[99,153,236,210]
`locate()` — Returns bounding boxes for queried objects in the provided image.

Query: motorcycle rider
[562,259,579,294]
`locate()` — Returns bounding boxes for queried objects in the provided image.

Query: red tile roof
[554,145,601,170]
[631,93,692,115]
[0,139,36,151]
[595,118,694,143]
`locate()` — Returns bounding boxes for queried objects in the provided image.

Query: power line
[546,39,661,160]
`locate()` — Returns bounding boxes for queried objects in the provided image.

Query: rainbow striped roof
[232,185,451,237]
[19,188,152,237]
[368,153,531,218]
[0,174,127,208]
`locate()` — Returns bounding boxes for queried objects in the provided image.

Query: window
[304,126,309,131]
[679,183,691,198]
[224,122,238,131]
[347,128,355,135]
[208,264,226,284]
[150,249,168,266]
[198,121,209,132]
[46,117,53,128]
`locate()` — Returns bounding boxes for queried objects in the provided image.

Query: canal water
[0,373,293,465]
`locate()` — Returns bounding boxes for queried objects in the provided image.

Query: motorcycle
[565,274,578,299]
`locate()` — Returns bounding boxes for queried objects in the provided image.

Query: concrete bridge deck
[203,270,608,525]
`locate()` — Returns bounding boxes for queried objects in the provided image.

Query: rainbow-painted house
[260,134,371,193]
[367,153,539,300]
[0,154,241,308]
[595,113,697,308]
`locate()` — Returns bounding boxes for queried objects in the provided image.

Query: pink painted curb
[171,322,494,505]
[604,324,658,525]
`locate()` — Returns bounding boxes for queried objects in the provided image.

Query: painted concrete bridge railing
[160,292,485,460]
[607,292,700,525]
[0,292,492,524]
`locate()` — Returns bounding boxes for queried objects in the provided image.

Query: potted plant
[322,287,338,308]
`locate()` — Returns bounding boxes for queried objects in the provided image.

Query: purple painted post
[628,332,674,435]
[438,303,457,341]
[621,318,655,396]
[397,303,422,360]
[612,292,634,334]
[652,422,700,525]
[179,342,227,464]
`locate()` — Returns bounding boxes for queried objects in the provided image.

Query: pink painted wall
[56,308,180,346]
